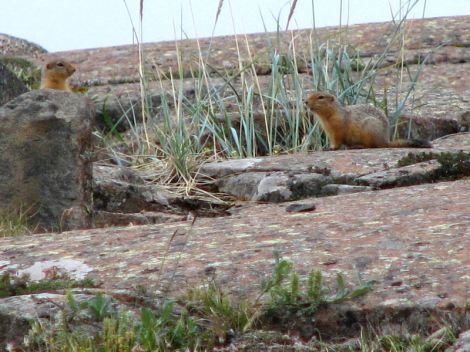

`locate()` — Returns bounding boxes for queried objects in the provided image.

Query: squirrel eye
[57,62,64,67]
[318,95,324,99]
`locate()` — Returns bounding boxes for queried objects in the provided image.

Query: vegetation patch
[435,151,470,178]
[0,271,96,298]
[397,151,437,167]
[0,56,41,90]
[0,206,35,237]
[23,254,374,351]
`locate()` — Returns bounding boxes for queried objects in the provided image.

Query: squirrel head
[304,92,337,118]
[45,59,76,78]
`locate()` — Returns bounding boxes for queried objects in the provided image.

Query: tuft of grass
[185,281,252,343]
[0,206,35,237]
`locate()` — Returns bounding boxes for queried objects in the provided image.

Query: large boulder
[0,90,94,231]
[0,62,28,106]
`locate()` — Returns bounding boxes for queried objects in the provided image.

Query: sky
[1,0,469,53]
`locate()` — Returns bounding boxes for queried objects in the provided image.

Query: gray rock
[356,160,440,188]
[0,62,28,106]
[95,210,183,227]
[201,157,264,178]
[458,111,470,133]
[321,184,373,196]
[217,172,267,200]
[93,165,170,213]
[289,173,331,199]
[0,90,94,231]
[254,173,292,202]
[446,330,470,352]
[396,114,459,141]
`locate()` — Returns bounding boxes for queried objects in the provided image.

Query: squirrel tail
[387,139,432,148]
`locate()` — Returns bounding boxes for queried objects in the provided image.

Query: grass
[0,206,34,237]
[95,0,431,200]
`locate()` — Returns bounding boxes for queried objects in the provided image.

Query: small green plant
[259,252,373,321]
[86,292,114,322]
[185,281,252,342]
[136,303,205,351]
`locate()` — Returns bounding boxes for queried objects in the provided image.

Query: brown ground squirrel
[304,92,432,149]
[40,59,76,91]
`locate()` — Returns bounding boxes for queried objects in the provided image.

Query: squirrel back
[304,92,431,149]
[40,59,76,91]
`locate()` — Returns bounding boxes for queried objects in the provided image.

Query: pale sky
[1,0,469,52]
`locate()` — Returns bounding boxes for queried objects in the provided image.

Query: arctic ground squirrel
[304,92,432,149]
[40,59,76,91]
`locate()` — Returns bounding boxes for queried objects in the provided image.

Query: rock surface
[0,90,94,231]
[1,15,470,350]
[1,178,469,340]
[199,133,470,201]
[0,63,28,106]
[0,33,47,58]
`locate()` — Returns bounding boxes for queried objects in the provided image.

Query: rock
[285,202,316,213]
[321,184,373,196]
[0,90,94,231]
[446,330,470,352]
[356,160,441,188]
[458,111,470,133]
[0,33,47,58]
[93,165,171,213]
[201,136,470,202]
[95,210,183,227]
[395,115,459,141]
[289,173,331,199]
[217,172,267,200]
[0,62,28,106]
[254,173,291,202]
[93,164,231,217]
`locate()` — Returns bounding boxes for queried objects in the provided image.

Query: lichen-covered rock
[0,62,28,106]
[218,172,267,201]
[395,114,459,141]
[93,164,171,213]
[0,90,94,231]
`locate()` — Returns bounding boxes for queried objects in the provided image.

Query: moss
[436,151,470,177]
[397,152,437,167]
[0,272,96,298]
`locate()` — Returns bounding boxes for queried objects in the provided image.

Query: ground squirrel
[304,92,432,149]
[40,59,76,91]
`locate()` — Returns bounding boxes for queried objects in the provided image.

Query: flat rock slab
[199,134,470,201]
[1,179,469,313]
[202,135,470,178]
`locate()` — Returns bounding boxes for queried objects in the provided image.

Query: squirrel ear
[327,95,336,102]
[46,63,53,69]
